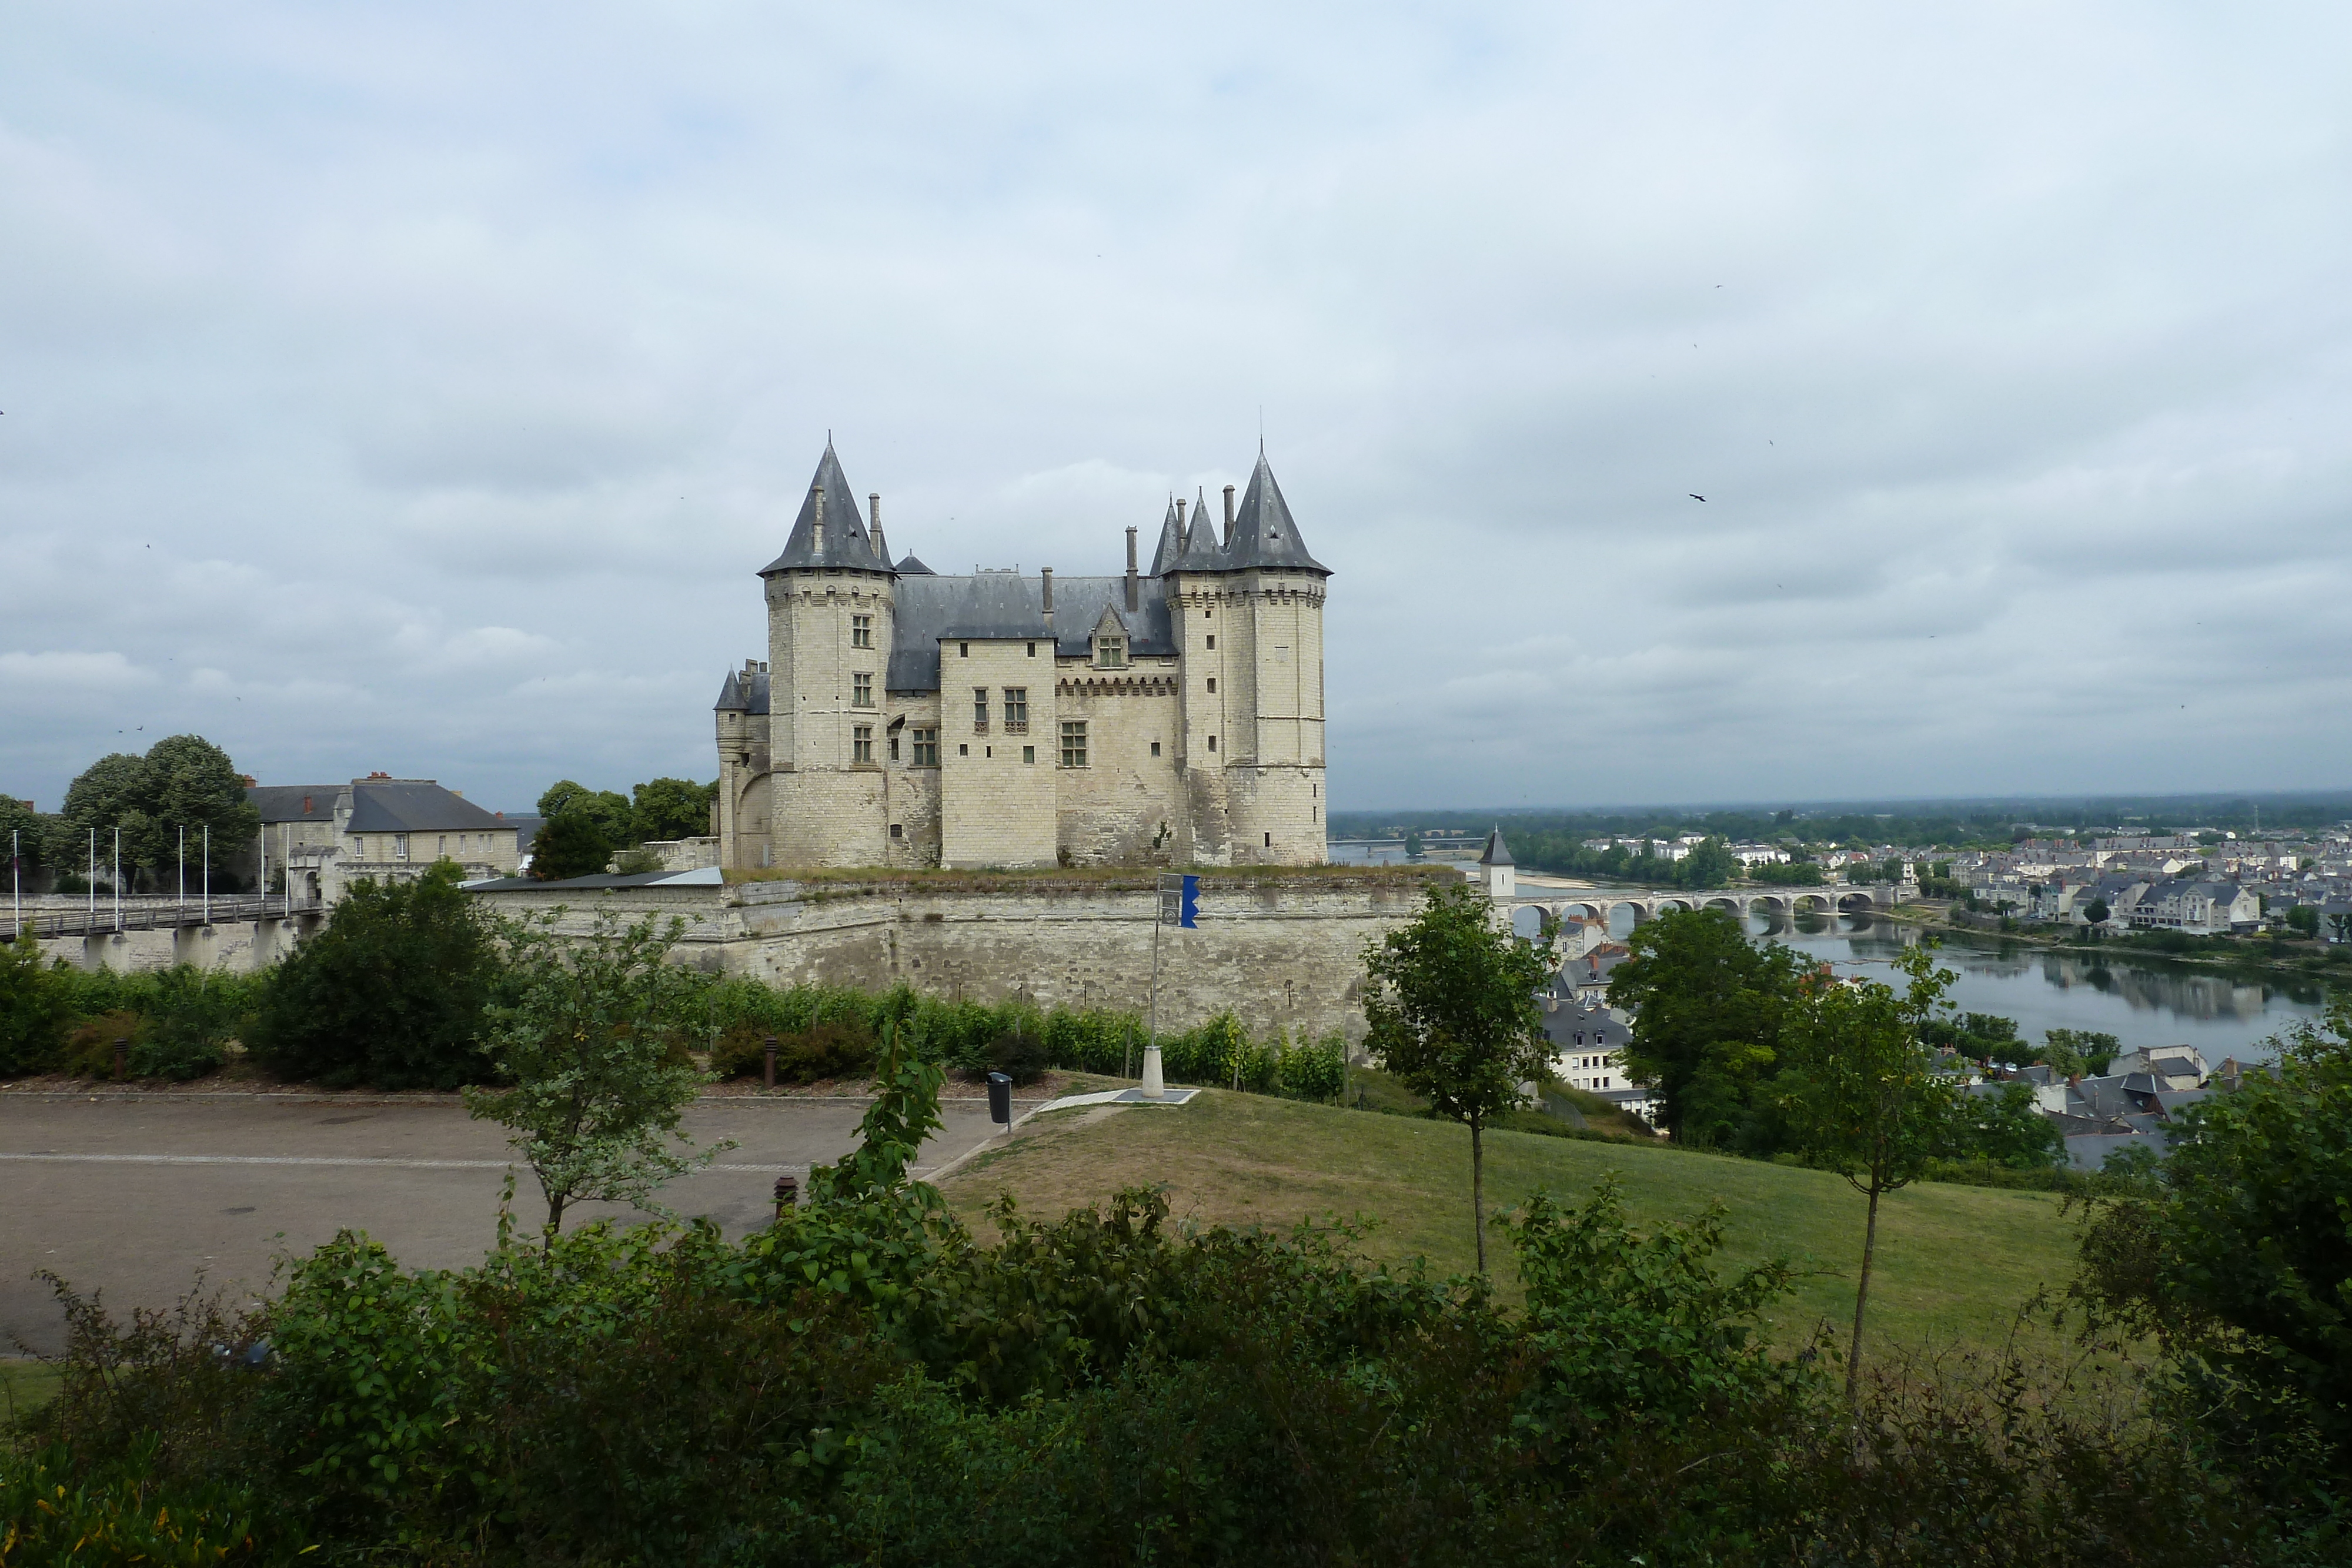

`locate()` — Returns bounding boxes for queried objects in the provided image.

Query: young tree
[2040,1027,2119,1079]
[2286,904,2320,938]
[1362,883,1551,1271]
[1772,941,1964,1405]
[1606,907,1806,1145]
[529,810,614,881]
[0,931,73,1075]
[466,908,727,1241]
[248,862,502,1088]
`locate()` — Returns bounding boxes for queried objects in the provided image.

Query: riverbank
[1876,897,2348,996]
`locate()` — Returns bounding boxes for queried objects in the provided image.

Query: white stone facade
[716,444,1332,871]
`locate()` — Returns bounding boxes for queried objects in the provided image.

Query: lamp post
[202,824,211,924]
[113,826,123,934]
[87,827,96,931]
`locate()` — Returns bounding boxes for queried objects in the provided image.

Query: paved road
[0,1095,1016,1356]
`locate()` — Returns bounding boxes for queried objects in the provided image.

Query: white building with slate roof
[713,443,1332,870]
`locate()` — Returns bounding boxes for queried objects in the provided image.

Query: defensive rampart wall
[470,870,1448,1042]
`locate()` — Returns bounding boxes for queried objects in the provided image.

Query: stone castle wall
[472,870,1447,1042]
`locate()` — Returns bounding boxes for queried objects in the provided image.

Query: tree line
[526,776,719,879]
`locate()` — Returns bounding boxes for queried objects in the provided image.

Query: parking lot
[1,1092,1017,1356]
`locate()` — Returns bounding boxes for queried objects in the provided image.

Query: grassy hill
[941,1086,2083,1358]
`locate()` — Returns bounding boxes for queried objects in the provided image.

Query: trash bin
[987,1070,1013,1129]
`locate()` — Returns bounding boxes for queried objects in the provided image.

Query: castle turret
[757,443,897,867]
[1172,452,1329,866]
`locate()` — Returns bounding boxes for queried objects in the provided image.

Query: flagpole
[1143,883,1166,1100]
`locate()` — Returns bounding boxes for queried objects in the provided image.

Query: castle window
[851,614,873,648]
[891,823,903,839]
[1023,745,1035,764]
[913,727,938,766]
[1207,677,1217,694]
[1206,634,1215,649]
[1151,740,1161,757]
[973,688,988,731]
[959,743,968,757]
[1097,636,1125,668]
[1003,687,1028,733]
[1058,721,1087,767]
[1208,734,1217,752]
[1264,833,1272,848]
[889,735,900,761]
[960,641,970,657]
[853,672,874,707]
[853,725,874,764]
[1027,641,1036,656]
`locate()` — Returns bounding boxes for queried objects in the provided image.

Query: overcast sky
[4,4,2348,816]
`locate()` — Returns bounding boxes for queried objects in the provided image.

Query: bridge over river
[1503,881,1900,935]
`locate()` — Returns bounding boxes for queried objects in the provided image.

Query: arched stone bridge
[1506,883,1897,936]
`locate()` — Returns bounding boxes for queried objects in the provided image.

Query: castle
[714,442,1331,870]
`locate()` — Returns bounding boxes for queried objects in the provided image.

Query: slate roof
[1175,489,1228,569]
[758,443,890,575]
[248,785,342,824]
[886,573,1178,694]
[343,781,512,834]
[1544,1002,1630,1054]
[1218,453,1329,574]
[714,667,773,715]
[246,780,514,834]
[895,554,935,575]
[1147,498,1184,576]
[1478,827,1514,867]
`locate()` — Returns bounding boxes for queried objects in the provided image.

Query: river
[1730,912,2324,1065]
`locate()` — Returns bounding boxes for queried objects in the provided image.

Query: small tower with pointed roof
[1476,826,1516,902]
[1171,450,1332,864]
[757,442,898,867]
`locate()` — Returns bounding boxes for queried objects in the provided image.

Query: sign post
[1144,872,1198,1101]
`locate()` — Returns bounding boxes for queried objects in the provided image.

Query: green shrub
[245,864,500,1088]
[0,932,73,1074]
[965,1029,1050,1086]
[61,1010,151,1079]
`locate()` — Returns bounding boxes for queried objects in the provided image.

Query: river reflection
[1723,912,2326,1064]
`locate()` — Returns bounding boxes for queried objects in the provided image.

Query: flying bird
[1689,494,1706,502]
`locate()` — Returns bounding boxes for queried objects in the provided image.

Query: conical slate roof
[1174,487,1227,570]
[758,443,890,575]
[1220,452,1328,573]
[1478,827,1514,867]
[895,553,936,575]
[1147,497,1184,576]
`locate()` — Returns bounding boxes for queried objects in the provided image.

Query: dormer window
[1097,636,1125,668]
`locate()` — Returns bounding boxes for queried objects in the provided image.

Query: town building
[246,775,523,905]
[714,443,1331,870]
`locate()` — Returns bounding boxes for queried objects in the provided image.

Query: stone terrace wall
[472,869,1450,1043]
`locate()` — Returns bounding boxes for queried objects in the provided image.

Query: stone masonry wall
[471,872,1445,1044]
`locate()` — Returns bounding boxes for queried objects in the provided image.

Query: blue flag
[1179,874,1199,928]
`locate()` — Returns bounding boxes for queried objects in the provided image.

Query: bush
[965,1029,1050,1086]
[61,1010,149,1079]
[0,931,72,1074]
[245,864,500,1088]
[711,1018,878,1084]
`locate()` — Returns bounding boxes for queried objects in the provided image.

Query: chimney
[812,485,826,555]
[1176,497,1188,529]
[1124,526,1139,611]
[1040,567,1054,617]
[868,493,888,568]
[1222,484,1237,546]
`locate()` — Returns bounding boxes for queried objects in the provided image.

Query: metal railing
[4,893,322,941]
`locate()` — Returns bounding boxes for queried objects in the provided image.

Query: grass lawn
[1,1359,62,1422]
[941,1088,2083,1359]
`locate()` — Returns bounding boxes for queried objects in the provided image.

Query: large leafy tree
[1771,941,1963,1405]
[1606,908,1806,1145]
[630,777,718,843]
[0,931,74,1075]
[2074,998,2352,1460]
[44,736,257,892]
[1362,882,1551,1272]
[466,909,727,1240]
[247,862,502,1088]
